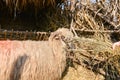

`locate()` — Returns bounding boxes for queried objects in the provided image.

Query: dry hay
[61,0,120,39]
[57,1,120,79]
[62,36,120,80]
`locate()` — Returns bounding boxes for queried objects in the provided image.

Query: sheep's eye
[61,36,65,40]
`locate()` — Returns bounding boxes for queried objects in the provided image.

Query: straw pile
[62,37,120,80]
[60,0,120,80]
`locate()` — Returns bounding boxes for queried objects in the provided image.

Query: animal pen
[0,0,120,80]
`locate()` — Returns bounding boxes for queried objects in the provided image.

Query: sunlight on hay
[63,66,105,80]
[62,37,120,80]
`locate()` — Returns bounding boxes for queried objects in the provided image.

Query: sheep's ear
[49,32,60,40]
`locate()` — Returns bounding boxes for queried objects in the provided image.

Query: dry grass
[61,1,120,79]
[62,37,120,80]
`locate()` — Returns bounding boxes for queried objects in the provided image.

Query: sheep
[0,28,73,80]
[112,41,120,50]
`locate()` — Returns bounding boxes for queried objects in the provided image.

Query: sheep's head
[49,28,74,55]
[49,28,73,46]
